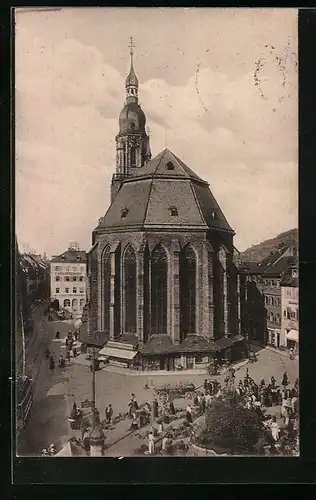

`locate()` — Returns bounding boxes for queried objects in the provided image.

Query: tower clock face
[128,136,141,147]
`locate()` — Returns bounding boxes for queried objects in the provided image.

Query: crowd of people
[41,443,57,457]
[44,330,80,371]
[142,368,299,456]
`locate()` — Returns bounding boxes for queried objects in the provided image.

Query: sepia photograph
[15,7,299,458]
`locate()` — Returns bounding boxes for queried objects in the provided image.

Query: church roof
[96,149,234,234]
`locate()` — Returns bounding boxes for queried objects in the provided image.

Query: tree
[199,393,272,455]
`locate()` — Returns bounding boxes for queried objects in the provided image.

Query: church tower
[111,37,151,201]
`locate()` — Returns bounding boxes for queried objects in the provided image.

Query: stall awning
[286,329,299,342]
[99,346,137,360]
[55,441,86,457]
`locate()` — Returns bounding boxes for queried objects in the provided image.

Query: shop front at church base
[136,333,245,372]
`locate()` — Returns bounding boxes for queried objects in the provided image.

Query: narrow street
[17,310,75,456]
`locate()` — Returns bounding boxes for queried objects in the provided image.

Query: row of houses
[240,243,298,352]
[19,252,50,309]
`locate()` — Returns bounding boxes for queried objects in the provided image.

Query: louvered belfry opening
[124,244,137,333]
[151,244,168,335]
[102,246,111,334]
[180,244,196,341]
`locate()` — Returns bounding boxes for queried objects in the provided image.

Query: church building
[86,40,245,371]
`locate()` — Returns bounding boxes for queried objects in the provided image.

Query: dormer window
[121,208,129,218]
[211,211,217,220]
[169,206,178,216]
[166,161,175,171]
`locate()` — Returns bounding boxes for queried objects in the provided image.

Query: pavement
[17,306,299,457]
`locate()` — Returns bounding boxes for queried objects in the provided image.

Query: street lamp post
[89,346,105,456]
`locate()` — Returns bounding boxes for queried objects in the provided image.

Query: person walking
[105,404,113,424]
[128,398,136,418]
[168,399,175,415]
[49,355,55,370]
[58,354,65,368]
[55,331,60,339]
[161,435,168,454]
[152,399,159,419]
[270,416,280,442]
[157,420,164,435]
[186,404,193,424]
[282,372,289,388]
[203,379,209,392]
[200,393,206,414]
[148,431,155,455]
[130,413,139,430]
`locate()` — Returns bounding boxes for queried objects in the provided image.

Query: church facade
[86,42,244,371]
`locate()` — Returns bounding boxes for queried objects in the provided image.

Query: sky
[15,7,298,257]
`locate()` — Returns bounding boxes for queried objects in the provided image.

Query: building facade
[50,245,87,319]
[240,243,298,349]
[19,253,49,309]
[86,42,244,371]
[281,266,299,350]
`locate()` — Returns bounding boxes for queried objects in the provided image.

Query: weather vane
[129,36,135,60]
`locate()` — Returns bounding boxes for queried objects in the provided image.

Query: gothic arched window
[151,244,168,334]
[180,245,196,340]
[131,146,137,168]
[124,245,137,333]
[102,246,111,334]
[64,299,70,308]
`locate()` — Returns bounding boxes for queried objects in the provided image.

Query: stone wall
[88,228,240,343]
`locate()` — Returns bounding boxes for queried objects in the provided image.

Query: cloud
[15,10,298,256]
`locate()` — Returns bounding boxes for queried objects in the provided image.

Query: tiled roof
[141,335,175,355]
[79,330,109,347]
[239,261,263,274]
[141,334,220,355]
[214,334,245,351]
[280,267,299,287]
[51,249,87,263]
[116,333,140,346]
[130,148,206,183]
[262,256,296,277]
[192,182,234,233]
[96,149,234,234]
[173,335,217,353]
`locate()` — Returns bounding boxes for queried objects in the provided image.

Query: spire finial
[129,36,135,66]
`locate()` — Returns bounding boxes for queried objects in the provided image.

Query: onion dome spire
[125,37,138,103]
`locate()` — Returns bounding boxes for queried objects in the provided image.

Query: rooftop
[51,249,87,263]
[96,149,234,235]
[262,255,296,277]
[280,266,299,287]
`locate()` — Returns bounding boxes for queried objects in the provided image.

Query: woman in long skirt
[148,431,155,455]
